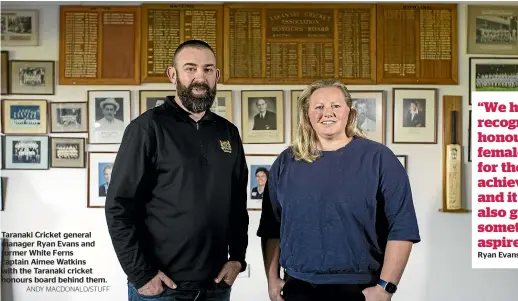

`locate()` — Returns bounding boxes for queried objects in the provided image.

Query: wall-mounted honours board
[223,3,377,85]
[140,4,224,83]
[58,6,141,85]
[376,3,458,85]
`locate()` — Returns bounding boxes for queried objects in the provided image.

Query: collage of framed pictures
[87,152,117,208]
[246,154,277,210]
[241,90,285,144]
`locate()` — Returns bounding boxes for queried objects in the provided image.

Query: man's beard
[176,79,217,113]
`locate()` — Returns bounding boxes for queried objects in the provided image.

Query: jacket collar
[165,95,215,123]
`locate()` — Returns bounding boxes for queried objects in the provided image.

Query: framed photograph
[139,90,172,115]
[2,135,49,170]
[396,155,408,171]
[241,90,284,144]
[88,90,131,144]
[392,88,437,144]
[49,102,88,133]
[290,90,303,143]
[88,152,117,208]
[211,90,234,122]
[0,9,39,46]
[350,90,386,144]
[1,99,47,134]
[467,5,518,55]
[468,110,472,163]
[246,154,277,210]
[50,137,86,168]
[469,57,518,105]
[9,60,55,95]
[1,51,9,95]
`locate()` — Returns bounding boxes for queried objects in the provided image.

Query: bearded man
[105,40,249,301]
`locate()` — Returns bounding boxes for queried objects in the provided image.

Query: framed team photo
[88,90,131,144]
[50,137,86,168]
[139,90,172,115]
[9,60,55,95]
[2,135,49,170]
[290,90,303,143]
[468,57,518,105]
[87,152,117,208]
[350,90,386,144]
[49,102,88,133]
[246,154,277,210]
[1,99,47,134]
[392,88,438,144]
[241,90,284,144]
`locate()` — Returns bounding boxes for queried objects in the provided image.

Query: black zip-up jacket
[105,96,249,290]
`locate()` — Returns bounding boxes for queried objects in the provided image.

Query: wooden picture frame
[49,102,88,133]
[2,135,49,170]
[396,155,408,171]
[50,137,86,168]
[9,60,55,95]
[246,154,278,210]
[392,88,438,144]
[87,152,117,208]
[139,90,173,115]
[466,5,518,55]
[1,99,48,134]
[290,90,303,143]
[0,9,39,46]
[87,90,131,144]
[212,90,234,123]
[1,51,9,95]
[468,57,518,105]
[241,90,285,144]
[350,90,386,144]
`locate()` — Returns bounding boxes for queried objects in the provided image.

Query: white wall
[1,2,517,301]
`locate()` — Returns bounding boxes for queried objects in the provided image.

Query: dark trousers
[128,280,231,301]
[281,273,370,301]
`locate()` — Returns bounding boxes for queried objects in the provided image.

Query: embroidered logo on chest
[219,140,232,153]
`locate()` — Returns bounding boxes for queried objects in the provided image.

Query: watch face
[386,283,397,294]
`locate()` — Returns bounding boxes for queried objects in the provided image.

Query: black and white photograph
[50,137,86,168]
[392,88,437,144]
[138,90,172,115]
[9,60,54,95]
[1,99,47,134]
[467,5,518,55]
[50,102,88,133]
[211,90,233,122]
[350,91,386,144]
[241,90,284,144]
[2,135,49,170]
[0,10,39,46]
[469,57,518,104]
[88,152,117,208]
[290,90,303,142]
[88,90,131,144]
[248,97,277,131]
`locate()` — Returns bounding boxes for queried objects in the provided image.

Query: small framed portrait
[88,152,117,208]
[88,90,131,144]
[1,99,47,134]
[350,90,386,144]
[246,154,278,210]
[2,135,49,170]
[469,57,518,105]
[50,137,86,168]
[0,9,39,46]
[392,88,438,144]
[139,90,172,115]
[211,90,234,122]
[396,155,408,171]
[290,90,303,142]
[241,90,284,144]
[1,51,9,95]
[9,60,55,95]
[466,5,518,55]
[49,102,88,133]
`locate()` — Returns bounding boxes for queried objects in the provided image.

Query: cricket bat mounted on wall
[446,110,462,210]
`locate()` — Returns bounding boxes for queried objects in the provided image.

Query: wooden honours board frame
[59,6,141,85]
[376,3,458,85]
[141,4,224,83]
[223,3,377,85]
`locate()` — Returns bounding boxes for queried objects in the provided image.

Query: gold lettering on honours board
[266,9,334,39]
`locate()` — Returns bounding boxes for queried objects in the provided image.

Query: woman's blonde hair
[291,79,366,163]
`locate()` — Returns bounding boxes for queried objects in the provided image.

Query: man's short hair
[172,40,215,67]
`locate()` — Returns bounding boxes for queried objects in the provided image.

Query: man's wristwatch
[378,279,397,294]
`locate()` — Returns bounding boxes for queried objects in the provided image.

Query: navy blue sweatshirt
[264,137,421,284]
